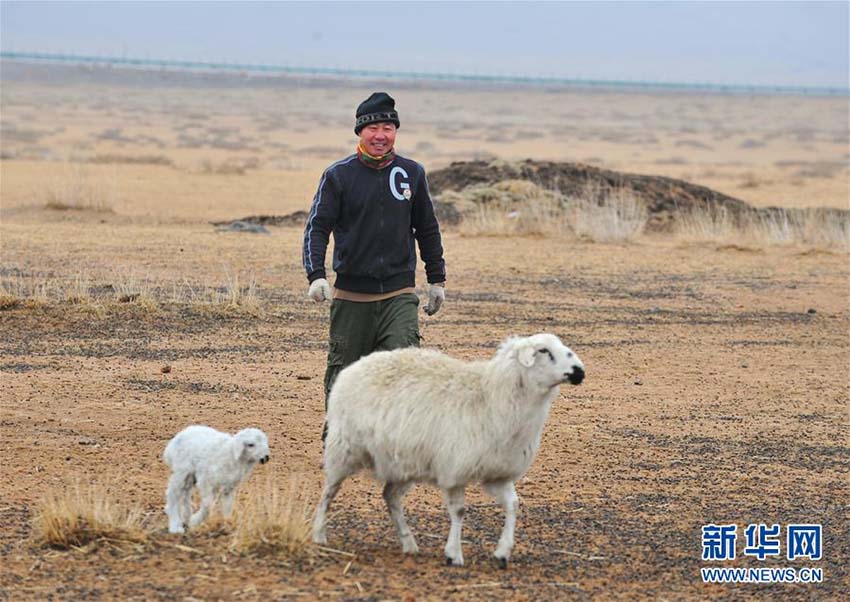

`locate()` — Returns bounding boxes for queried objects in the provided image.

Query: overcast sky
[2,1,847,89]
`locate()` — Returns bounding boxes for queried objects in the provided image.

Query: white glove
[308,278,331,302]
[423,283,445,316]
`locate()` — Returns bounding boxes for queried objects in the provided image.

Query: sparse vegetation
[2,67,848,600]
[198,157,260,176]
[0,274,52,309]
[433,162,847,251]
[87,154,173,166]
[0,267,265,313]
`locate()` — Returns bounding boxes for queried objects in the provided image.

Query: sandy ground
[1,64,848,600]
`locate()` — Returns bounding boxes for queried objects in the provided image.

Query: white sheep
[312,333,585,567]
[163,425,270,534]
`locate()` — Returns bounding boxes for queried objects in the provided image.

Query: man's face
[359,122,397,156]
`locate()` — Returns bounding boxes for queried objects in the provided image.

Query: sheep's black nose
[260,455,269,464]
[567,366,585,385]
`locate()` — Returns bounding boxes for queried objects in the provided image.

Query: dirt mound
[428,159,849,231]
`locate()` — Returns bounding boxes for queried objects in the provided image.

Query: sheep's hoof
[445,556,464,567]
[496,556,509,570]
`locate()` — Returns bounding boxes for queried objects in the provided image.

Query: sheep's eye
[567,351,573,358]
[246,443,255,448]
[538,348,555,362]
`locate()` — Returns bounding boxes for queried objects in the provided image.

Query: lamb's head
[505,333,585,389]
[232,428,270,465]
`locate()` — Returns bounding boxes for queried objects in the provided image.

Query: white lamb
[312,333,585,567]
[163,425,270,534]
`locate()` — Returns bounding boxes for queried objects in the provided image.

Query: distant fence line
[1,51,847,97]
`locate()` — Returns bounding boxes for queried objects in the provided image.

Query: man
[302,91,446,437]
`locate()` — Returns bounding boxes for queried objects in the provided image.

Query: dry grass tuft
[454,179,647,242]
[229,475,313,558]
[0,279,24,310]
[65,271,93,304]
[212,267,262,314]
[168,269,262,314]
[675,207,850,251]
[88,154,173,167]
[0,268,269,314]
[674,206,737,243]
[32,481,148,550]
[446,175,846,251]
[199,157,260,176]
[111,270,157,308]
[0,292,22,310]
[41,163,118,212]
[0,274,52,308]
[456,180,570,237]
[569,192,648,243]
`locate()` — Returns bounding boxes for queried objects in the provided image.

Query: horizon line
[1,51,847,97]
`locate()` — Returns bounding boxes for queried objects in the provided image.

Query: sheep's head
[233,428,270,464]
[509,333,585,389]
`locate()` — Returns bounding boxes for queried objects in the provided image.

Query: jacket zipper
[378,169,385,292]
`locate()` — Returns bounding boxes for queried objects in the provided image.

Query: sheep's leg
[312,471,349,545]
[188,480,215,529]
[484,480,519,568]
[314,435,358,544]
[165,472,191,534]
[383,481,418,554]
[442,486,466,566]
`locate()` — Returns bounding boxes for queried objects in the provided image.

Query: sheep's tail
[324,414,368,478]
[323,413,345,451]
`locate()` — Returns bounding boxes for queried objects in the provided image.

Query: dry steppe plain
[1,64,848,600]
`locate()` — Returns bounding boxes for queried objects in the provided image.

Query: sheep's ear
[517,345,536,367]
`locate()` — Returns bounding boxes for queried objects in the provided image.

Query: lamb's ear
[517,344,536,368]
[231,438,244,461]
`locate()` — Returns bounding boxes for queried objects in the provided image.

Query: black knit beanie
[355,92,400,135]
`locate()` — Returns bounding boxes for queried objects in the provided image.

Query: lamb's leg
[382,481,418,554]
[188,479,215,529]
[165,472,191,534]
[220,488,236,518]
[442,486,466,566]
[179,474,195,528]
[484,480,519,568]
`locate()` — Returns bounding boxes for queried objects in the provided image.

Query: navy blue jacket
[302,154,446,294]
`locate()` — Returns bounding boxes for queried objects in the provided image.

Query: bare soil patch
[1,64,848,600]
[2,234,848,600]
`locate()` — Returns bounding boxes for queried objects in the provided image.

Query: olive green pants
[322,293,420,438]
